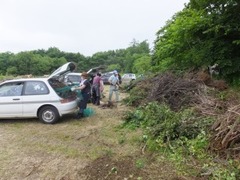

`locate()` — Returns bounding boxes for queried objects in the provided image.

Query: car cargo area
[48,79,77,100]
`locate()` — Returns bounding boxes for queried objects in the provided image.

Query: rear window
[123,74,136,79]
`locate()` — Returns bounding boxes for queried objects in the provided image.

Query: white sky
[0,0,189,56]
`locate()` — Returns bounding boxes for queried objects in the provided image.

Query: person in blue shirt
[108,70,120,102]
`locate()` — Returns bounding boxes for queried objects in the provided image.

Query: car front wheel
[38,106,60,124]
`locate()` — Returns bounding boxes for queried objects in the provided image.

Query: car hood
[48,62,76,79]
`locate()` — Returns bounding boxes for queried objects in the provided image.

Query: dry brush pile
[127,71,240,159]
[209,104,240,159]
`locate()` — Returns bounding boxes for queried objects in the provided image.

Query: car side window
[24,81,49,95]
[0,82,24,96]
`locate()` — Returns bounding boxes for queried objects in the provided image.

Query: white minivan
[122,73,136,85]
[0,62,78,124]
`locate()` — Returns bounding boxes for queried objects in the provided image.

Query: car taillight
[60,99,69,103]
[60,97,76,103]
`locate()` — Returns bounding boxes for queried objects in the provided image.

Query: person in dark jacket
[73,72,91,119]
[118,72,122,85]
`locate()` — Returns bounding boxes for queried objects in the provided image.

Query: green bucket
[83,107,95,117]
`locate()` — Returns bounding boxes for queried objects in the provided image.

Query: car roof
[0,78,48,84]
[66,72,82,76]
[103,71,114,74]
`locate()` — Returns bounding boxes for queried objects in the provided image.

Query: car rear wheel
[38,106,60,124]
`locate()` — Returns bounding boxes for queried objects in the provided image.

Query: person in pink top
[92,73,104,105]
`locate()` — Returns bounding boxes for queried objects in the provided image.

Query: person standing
[118,72,122,85]
[108,70,120,102]
[92,72,104,105]
[74,72,91,119]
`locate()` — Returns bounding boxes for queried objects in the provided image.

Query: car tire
[38,106,60,124]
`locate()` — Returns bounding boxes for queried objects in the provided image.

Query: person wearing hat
[73,72,91,119]
[108,70,120,102]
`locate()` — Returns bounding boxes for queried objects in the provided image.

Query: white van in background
[122,73,136,85]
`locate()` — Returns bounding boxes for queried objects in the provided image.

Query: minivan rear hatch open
[48,62,77,99]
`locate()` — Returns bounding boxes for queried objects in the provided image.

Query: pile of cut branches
[147,72,201,111]
[126,71,240,158]
[209,104,240,159]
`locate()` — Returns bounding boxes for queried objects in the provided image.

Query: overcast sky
[0,0,189,56]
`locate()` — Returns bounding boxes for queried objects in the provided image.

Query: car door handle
[12,98,20,100]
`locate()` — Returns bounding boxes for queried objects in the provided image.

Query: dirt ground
[0,87,193,180]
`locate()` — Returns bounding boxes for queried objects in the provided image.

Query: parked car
[64,66,105,85]
[64,72,82,86]
[122,73,136,84]
[101,72,114,84]
[0,62,78,124]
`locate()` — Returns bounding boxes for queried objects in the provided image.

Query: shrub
[123,102,213,143]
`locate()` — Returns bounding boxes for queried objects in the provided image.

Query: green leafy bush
[123,86,148,106]
[124,102,213,143]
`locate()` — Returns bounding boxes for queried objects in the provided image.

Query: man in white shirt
[108,70,120,102]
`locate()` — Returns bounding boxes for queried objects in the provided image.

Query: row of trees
[1,0,239,84]
[0,40,151,77]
